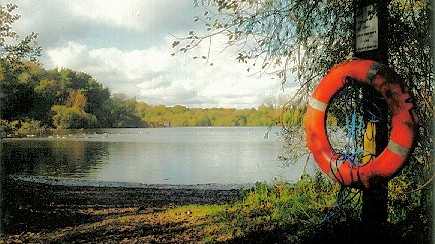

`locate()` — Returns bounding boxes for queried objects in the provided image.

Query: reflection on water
[2,127,313,184]
[2,140,109,178]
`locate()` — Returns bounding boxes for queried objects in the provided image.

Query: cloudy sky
[13,0,294,108]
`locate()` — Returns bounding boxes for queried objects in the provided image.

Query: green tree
[51,105,97,129]
[108,96,145,128]
[82,78,111,127]
[0,4,41,120]
[196,114,212,126]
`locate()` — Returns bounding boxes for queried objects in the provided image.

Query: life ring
[304,59,414,188]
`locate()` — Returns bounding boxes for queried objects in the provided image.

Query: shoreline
[2,175,245,234]
[8,175,253,190]
[5,175,245,208]
[1,126,279,139]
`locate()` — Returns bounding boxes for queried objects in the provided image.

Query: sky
[13,0,295,108]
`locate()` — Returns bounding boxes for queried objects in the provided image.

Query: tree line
[0,61,305,133]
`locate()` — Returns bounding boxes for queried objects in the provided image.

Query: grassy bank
[2,175,431,243]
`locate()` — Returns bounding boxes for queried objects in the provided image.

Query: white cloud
[68,0,196,32]
[16,0,296,108]
[13,0,201,49]
[46,38,293,108]
[69,1,147,31]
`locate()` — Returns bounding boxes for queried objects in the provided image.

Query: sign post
[356,4,379,53]
[353,0,389,224]
[354,0,388,62]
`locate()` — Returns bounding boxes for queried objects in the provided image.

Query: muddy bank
[7,175,246,207]
[2,176,245,234]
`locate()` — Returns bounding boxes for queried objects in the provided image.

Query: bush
[0,119,45,137]
[0,119,18,137]
[51,105,97,129]
[16,119,45,136]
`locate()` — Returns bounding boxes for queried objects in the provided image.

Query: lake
[1,127,314,185]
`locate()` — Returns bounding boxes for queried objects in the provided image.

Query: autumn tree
[66,90,87,110]
[51,105,97,129]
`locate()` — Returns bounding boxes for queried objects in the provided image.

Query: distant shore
[1,125,278,139]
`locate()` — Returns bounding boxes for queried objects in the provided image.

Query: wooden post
[353,0,389,224]
[0,143,3,235]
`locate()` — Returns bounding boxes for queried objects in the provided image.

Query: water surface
[2,127,313,184]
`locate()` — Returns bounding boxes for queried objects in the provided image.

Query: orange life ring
[304,59,414,188]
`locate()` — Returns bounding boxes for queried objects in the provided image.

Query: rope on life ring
[304,59,415,188]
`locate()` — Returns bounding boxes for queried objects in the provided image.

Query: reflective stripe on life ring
[304,59,415,188]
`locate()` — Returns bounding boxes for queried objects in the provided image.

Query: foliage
[0,4,41,64]
[0,4,41,122]
[196,176,336,242]
[385,0,433,221]
[51,105,97,129]
[0,59,297,131]
[136,103,281,127]
[16,119,45,136]
[49,89,99,129]
[202,175,340,242]
[281,105,305,128]
[177,0,355,97]
[66,90,87,110]
[180,0,433,224]
[108,96,145,128]
[195,174,429,243]
[0,59,135,129]
[1,61,297,131]
[0,119,19,137]
[0,119,45,137]
[0,5,115,129]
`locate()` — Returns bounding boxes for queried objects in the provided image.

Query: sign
[356,4,378,53]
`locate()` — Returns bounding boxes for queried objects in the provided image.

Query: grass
[199,175,340,243]
[2,174,431,243]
